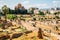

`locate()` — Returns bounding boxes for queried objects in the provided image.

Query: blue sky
[0,0,60,9]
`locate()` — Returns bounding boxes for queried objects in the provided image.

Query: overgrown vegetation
[39,11,45,15]
[6,14,16,19]
[54,12,60,15]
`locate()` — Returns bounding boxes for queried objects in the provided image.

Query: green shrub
[39,11,45,15]
[33,17,36,21]
[55,16,60,19]
[6,14,16,19]
[54,12,60,15]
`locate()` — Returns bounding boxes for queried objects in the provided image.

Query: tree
[0,10,1,13]
[2,5,9,15]
[55,16,60,19]
[29,7,35,14]
[2,5,10,20]
[15,4,23,14]
[46,10,50,14]
[14,4,27,14]
[39,11,45,15]
[0,10,2,15]
[17,3,22,9]
[54,12,60,15]
[9,9,15,14]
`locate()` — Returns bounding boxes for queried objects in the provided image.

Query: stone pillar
[38,28,43,39]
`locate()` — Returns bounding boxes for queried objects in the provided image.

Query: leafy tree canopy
[39,11,45,15]
[2,5,9,14]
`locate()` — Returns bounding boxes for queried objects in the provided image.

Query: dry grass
[12,34,43,40]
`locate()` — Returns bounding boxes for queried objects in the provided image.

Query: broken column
[38,28,43,39]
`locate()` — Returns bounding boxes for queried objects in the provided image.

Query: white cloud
[22,0,31,9]
[22,1,29,4]
[53,1,57,3]
[36,3,47,7]
[52,0,60,4]
[52,0,60,3]
[52,0,60,7]
[21,0,48,9]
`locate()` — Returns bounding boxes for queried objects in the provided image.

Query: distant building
[49,10,60,14]
[51,7,60,10]
[34,8,39,14]
[28,7,39,14]
[41,8,60,14]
